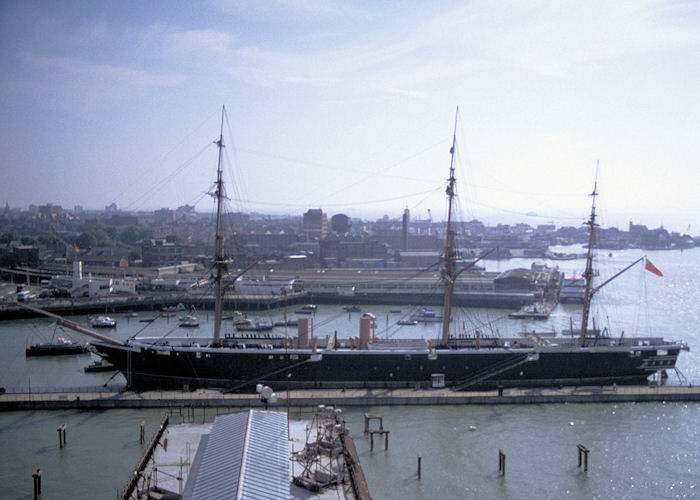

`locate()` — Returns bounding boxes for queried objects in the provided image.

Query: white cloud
[212,0,362,22]
[18,51,183,88]
[203,0,699,98]
[416,0,700,77]
[167,29,237,55]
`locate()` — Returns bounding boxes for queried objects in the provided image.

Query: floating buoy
[469,425,477,431]
[569,421,575,426]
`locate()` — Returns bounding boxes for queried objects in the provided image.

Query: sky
[1,0,699,233]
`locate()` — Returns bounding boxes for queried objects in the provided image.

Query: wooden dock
[2,384,699,411]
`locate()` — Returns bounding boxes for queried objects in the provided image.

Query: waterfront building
[141,238,181,267]
[303,208,327,242]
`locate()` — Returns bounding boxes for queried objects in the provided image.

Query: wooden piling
[32,468,42,499]
[364,413,383,433]
[139,421,145,445]
[368,429,389,451]
[417,454,422,480]
[498,449,506,476]
[57,424,66,448]
[577,444,589,472]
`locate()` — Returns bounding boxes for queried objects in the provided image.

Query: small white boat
[179,314,200,328]
[92,316,117,328]
[296,304,317,314]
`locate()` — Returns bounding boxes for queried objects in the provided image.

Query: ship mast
[440,108,459,346]
[579,179,598,346]
[212,106,227,346]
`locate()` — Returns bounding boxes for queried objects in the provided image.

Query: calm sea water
[1,248,699,498]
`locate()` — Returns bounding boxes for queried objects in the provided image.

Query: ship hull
[91,340,682,392]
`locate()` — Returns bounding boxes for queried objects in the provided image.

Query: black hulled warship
[20,108,688,391]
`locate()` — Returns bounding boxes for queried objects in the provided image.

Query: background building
[302,208,327,242]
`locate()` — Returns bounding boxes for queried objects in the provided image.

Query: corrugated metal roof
[240,411,289,499]
[186,410,289,500]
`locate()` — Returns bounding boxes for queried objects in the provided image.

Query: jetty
[2,384,699,411]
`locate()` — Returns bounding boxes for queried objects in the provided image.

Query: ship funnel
[297,317,309,347]
[359,317,371,350]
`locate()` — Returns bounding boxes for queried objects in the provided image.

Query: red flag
[645,258,663,277]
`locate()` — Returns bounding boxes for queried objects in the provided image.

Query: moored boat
[397,319,418,326]
[236,322,273,332]
[84,359,116,372]
[91,316,117,328]
[26,325,89,356]
[26,336,89,356]
[508,301,556,320]
[295,304,317,314]
[273,319,299,327]
[410,308,443,323]
[179,314,200,328]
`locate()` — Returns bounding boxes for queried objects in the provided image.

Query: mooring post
[417,454,422,480]
[57,424,66,448]
[498,449,506,476]
[179,457,184,497]
[140,421,146,445]
[32,468,42,499]
[369,432,374,451]
[577,444,589,472]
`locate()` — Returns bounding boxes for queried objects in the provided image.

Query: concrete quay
[2,384,699,411]
[0,291,310,319]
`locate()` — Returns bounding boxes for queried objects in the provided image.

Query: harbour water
[1,247,699,498]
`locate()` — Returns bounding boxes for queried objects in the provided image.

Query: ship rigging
[15,107,688,392]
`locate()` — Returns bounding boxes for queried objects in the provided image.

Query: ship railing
[368,339,428,350]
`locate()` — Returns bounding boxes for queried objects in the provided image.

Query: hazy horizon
[4,199,694,235]
[2,2,699,236]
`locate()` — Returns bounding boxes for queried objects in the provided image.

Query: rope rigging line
[109,111,219,209]
[124,142,215,211]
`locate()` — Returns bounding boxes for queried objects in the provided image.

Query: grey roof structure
[184,410,289,500]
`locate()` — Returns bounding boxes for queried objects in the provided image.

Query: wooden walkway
[2,384,700,411]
